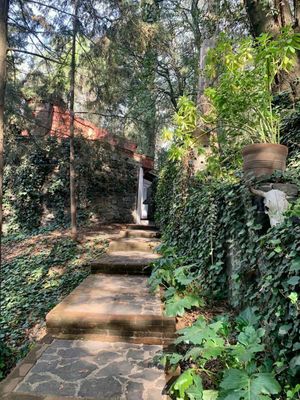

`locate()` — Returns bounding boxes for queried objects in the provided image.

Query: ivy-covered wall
[155,159,300,383]
[4,136,139,232]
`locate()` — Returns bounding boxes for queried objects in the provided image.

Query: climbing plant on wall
[153,160,300,396]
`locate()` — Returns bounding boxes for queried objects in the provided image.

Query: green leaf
[290,257,300,272]
[251,373,281,395]
[168,352,183,366]
[236,307,260,329]
[278,324,292,336]
[186,375,203,400]
[221,369,249,391]
[220,370,281,400]
[287,276,300,286]
[165,294,204,317]
[233,326,265,362]
[288,292,298,304]
[203,390,218,400]
[176,317,225,346]
[170,369,197,399]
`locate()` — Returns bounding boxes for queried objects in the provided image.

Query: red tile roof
[23,105,154,170]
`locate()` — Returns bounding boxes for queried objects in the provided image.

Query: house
[22,102,156,224]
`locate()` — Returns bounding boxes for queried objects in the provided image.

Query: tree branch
[7,48,63,63]
[26,0,75,17]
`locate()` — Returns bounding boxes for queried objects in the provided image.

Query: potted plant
[204,30,300,177]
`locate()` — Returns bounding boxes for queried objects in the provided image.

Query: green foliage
[205,30,300,144]
[165,294,204,317]
[163,97,200,161]
[219,369,281,400]
[4,136,69,231]
[0,234,106,379]
[153,156,300,393]
[169,369,204,400]
[4,136,138,233]
[161,313,282,400]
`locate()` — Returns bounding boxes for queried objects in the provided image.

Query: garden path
[0,225,176,400]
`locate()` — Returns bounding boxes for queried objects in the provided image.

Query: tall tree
[69,0,78,240]
[194,0,219,170]
[244,0,300,100]
[141,0,162,157]
[0,0,9,265]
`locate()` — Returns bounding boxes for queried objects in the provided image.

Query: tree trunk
[141,0,161,157]
[69,0,78,240]
[193,0,219,172]
[244,0,300,101]
[0,0,9,266]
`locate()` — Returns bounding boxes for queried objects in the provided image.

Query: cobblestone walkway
[1,225,175,400]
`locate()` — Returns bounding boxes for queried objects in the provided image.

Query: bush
[154,159,300,388]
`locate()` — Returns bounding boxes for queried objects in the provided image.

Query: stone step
[108,238,161,253]
[127,224,159,231]
[121,229,161,239]
[90,251,160,275]
[9,339,169,399]
[46,275,176,344]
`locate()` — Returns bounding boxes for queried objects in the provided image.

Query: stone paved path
[1,225,175,400]
[15,340,165,400]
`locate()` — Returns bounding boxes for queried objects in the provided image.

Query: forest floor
[0,224,124,380]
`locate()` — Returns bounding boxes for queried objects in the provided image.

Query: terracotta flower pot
[242,143,288,178]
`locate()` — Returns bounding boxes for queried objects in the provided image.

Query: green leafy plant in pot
[204,29,300,177]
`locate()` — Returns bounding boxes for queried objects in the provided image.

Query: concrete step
[90,251,160,275]
[108,238,161,253]
[46,274,176,344]
[127,224,159,231]
[121,229,161,239]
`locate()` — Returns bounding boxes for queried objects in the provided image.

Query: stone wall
[49,139,140,225]
[4,135,141,232]
[79,143,139,224]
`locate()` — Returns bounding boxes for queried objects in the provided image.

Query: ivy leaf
[290,257,300,272]
[274,246,282,253]
[278,324,292,336]
[289,355,300,376]
[287,276,300,286]
[288,292,298,304]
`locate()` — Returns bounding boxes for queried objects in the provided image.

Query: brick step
[46,275,176,345]
[120,229,161,239]
[127,224,159,231]
[90,251,160,275]
[48,333,175,346]
[108,238,160,253]
[47,326,176,345]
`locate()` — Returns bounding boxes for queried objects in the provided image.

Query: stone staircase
[0,224,176,400]
[46,224,175,344]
